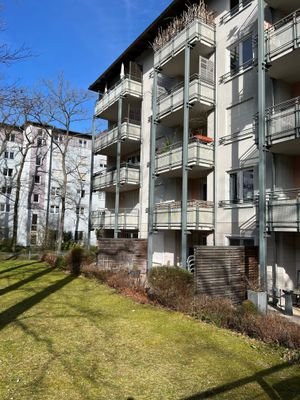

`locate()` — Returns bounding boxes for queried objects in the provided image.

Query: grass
[0,261,299,400]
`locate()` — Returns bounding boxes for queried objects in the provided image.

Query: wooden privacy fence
[194,246,259,304]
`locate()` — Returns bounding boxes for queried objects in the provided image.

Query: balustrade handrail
[156,136,214,155]
[155,200,214,210]
[157,72,214,103]
[267,188,300,201]
[266,96,300,116]
[91,208,139,217]
[93,162,140,177]
[265,8,300,35]
[98,74,142,99]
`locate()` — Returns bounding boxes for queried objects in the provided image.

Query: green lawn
[0,260,299,400]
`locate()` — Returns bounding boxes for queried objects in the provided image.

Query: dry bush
[41,252,59,267]
[148,267,194,312]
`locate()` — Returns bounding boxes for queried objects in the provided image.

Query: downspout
[114,96,123,238]
[213,26,217,246]
[147,67,159,272]
[87,116,96,250]
[258,0,267,304]
[181,44,191,269]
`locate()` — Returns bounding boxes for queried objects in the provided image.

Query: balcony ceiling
[266,0,299,13]
[268,49,300,83]
[156,165,213,179]
[270,137,300,155]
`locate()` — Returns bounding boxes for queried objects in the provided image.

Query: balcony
[267,189,300,232]
[266,9,300,82]
[154,18,215,69]
[91,209,139,230]
[157,73,215,124]
[93,164,140,192]
[94,76,143,120]
[265,97,300,152]
[94,121,141,156]
[155,137,214,177]
[153,200,214,231]
[265,0,299,14]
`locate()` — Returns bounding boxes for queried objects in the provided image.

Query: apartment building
[90,0,300,294]
[0,123,105,247]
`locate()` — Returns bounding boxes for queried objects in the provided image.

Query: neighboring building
[89,0,300,294]
[0,123,105,247]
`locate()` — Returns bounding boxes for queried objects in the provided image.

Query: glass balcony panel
[95,77,142,118]
[154,19,215,68]
[93,165,140,191]
[153,200,214,230]
[94,122,141,153]
[91,209,139,230]
[155,139,214,175]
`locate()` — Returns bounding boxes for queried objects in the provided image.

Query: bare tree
[32,74,93,252]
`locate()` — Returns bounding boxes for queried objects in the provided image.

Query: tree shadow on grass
[0,261,41,276]
[181,362,300,400]
[0,266,54,296]
[0,274,75,331]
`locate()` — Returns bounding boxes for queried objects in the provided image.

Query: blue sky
[1,0,171,131]
[2,0,171,90]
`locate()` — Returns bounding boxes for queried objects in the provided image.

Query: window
[79,139,87,148]
[4,151,14,159]
[77,189,85,198]
[33,194,39,203]
[3,168,13,177]
[75,231,84,241]
[230,0,251,17]
[30,234,37,245]
[76,207,84,215]
[230,36,253,75]
[31,214,38,231]
[36,156,41,166]
[37,136,43,147]
[34,175,41,184]
[229,169,254,203]
[1,187,12,195]
[8,133,15,142]
[51,187,60,196]
[50,205,59,214]
[0,203,10,212]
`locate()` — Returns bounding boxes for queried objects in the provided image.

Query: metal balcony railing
[153,200,214,230]
[94,120,141,153]
[93,163,140,190]
[157,72,215,119]
[95,75,143,117]
[265,8,300,61]
[155,137,214,174]
[154,18,215,68]
[220,0,253,24]
[267,188,300,231]
[265,96,300,146]
[91,208,139,230]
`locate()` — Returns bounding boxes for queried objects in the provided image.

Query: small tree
[32,74,93,252]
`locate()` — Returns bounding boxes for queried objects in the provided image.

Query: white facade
[0,123,105,247]
[90,0,300,293]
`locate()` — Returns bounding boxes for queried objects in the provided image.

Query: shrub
[148,267,194,312]
[64,246,84,275]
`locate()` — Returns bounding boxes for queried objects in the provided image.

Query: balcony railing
[95,75,143,117]
[265,96,300,146]
[93,163,140,191]
[267,189,300,231]
[265,9,300,62]
[91,209,139,230]
[154,18,215,68]
[220,0,253,24]
[153,200,214,230]
[94,120,141,153]
[157,73,214,120]
[155,138,214,175]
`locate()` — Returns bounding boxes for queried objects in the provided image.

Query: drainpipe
[213,28,217,247]
[258,0,267,305]
[87,116,96,250]
[147,67,159,272]
[114,96,123,238]
[181,44,191,269]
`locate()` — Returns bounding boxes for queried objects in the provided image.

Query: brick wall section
[96,239,148,273]
[194,246,259,304]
